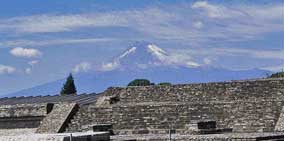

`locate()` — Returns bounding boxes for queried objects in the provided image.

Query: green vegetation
[60,73,77,95]
[269,72,284,78]
[158,82,172,86]
[127,79,151,86]
[127,79,173,87]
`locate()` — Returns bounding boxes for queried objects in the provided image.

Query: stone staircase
[66,104,114,133]
[275,106,284,131]
[36,102,79,133]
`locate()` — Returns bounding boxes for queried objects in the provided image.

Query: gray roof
[0,93,99,105]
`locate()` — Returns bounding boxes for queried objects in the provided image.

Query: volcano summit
[6,42,268,97]
[102,41,199,71]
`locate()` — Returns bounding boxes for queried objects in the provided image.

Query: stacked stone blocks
[66,78,284,135]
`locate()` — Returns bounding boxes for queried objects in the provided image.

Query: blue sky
[0,0,283,95]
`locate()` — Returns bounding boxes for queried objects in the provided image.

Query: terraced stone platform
[66,78,284,135]
[0,94,98,133]
[0,78,284,141]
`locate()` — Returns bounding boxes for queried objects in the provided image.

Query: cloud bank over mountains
[0,0,282,95]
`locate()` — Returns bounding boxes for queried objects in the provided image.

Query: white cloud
[101,61,120,71]
[170,47,284,60]
[0,65,16,74]
[0,14,128,33]
[22,60,39,74]
[72,62,92,73]
[193,21,204,29]
[192,1,225,18]
[215,48,284,60]
[0,38,117,48]
[191,1,249,19]
[28,60,39,66]
[191,1,283,38]
[10,47,42,58]
[167,47,284,71]
[25,68,32,74]
[165,53,200,68]
[203,58,212,65]
[0,2,282,44]
[185,61,200,68]
[261,65,284,72]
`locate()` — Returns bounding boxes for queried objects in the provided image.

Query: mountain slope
[101,41,199,71]
[5,42,269,97]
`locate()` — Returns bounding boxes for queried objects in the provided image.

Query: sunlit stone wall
[67,78,284,134]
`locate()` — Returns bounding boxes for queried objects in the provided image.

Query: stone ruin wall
[0,104,47,129]
[66,78,284,134]
[0,102,81,135]
[0,78,283,136]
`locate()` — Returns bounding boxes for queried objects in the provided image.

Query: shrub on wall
[127,79,151,86]
[269,72,284,78]
[158,82,172,86]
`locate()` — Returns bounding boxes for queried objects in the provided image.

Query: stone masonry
[36,102,78,133]
[66,78,284,135]
[0,94,97,132]
[0,78,284,140]
[0,104,47,129]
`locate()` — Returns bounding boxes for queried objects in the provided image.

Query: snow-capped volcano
[102,41,199,71]
[6,42,269,97]
[119,41,168,62]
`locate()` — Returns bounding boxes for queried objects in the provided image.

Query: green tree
[127,79,151,86]
[269,72,284,78]
[60,73,77,95]
[158,82,172,86]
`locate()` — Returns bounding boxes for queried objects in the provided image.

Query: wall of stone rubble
[0,104,47,118]
[0,104,47,129]
[103,78,284,103]
[67,78,284,134]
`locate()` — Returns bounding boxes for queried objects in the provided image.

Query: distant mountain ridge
[4,42,269,97]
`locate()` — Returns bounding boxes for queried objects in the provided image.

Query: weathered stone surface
[0,94,98,131]
[66,78,284,135]
[0,132,110,141]
[0,128,37,136]
[1,78,284,140]
[274,106,284,131]
[36,103,78,133]
[0,104,47,129]
[0,93,98,105]
[111,132,284,141]
[0,104,47,117]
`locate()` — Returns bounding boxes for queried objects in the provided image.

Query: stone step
[274,106,284,131]
[36,103,79,133]
[65,106,114,132]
